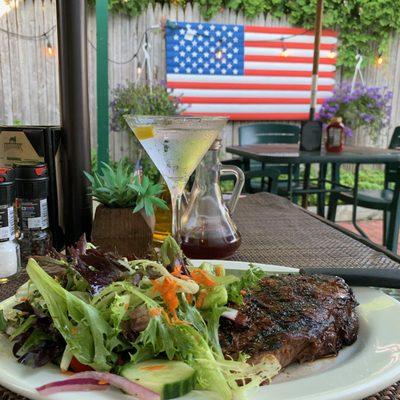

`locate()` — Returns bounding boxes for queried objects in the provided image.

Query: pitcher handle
[220,165,245,214]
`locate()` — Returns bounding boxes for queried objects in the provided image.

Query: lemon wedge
[134,126,154,140]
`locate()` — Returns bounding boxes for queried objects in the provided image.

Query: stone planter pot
[91,205,155,259]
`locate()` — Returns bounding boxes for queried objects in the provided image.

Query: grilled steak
[219,273,358,367]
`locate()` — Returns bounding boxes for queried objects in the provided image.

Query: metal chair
[233,123,301,196]
[327,126,400,253]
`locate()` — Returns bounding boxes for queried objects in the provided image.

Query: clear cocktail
[124,116,228,240]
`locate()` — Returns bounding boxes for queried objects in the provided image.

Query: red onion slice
[72,371,160,400]
[37,378,109,396]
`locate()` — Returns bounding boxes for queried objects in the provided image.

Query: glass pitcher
[181,139,245,259]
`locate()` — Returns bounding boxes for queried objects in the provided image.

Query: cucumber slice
[120,359,196,399]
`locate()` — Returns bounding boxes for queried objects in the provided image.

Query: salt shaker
[0,166,21,283]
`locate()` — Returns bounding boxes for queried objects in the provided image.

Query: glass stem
[168,181,185,243]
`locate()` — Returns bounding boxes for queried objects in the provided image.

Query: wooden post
[309,0,324,121]
[56,0,92,245]
[96,0,109,168]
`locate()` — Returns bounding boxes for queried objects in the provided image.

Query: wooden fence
[1,0,400,160]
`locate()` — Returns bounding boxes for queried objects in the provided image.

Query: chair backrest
[389,126,400,149]
[386,126,400,185]
[238,123,300,146]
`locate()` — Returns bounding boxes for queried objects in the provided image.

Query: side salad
[0,236,280,400]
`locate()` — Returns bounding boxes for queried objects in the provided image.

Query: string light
[215,48,223,60]
[328,49,337,59]
[46,40,54,56]
[137,62,142,76]
[280,38,289,57]
[376,51,383,65]
[0,0,18,17]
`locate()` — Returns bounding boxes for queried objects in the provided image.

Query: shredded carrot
[171,266,191,281]
[185,293,193,304]
[191,269,216,287]
[71,326,78,336]
[240,289,247,296]
[140,365,167,371]
[215,265,224,277]
[61,370,74,375]
[195,290,207,309]
[152,276,181,318]
[149,307,162,317]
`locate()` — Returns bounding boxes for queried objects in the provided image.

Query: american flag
[165,21,338,120]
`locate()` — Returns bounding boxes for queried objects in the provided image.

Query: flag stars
[221,68,227,74]
[233,47,239,53]
[216,31,222,37]
[233,26,239,32]
[227,31,233,37]
[198,67,204,73]
[179,61,185,67]
[174,56,179,62]
[173,67,179,73]
[233,68,239,74]
[210,25,216,31]
[179,29,185,35]
[210,68,215,74]
[185,67,192,73]
[173,34,179,40]
[179,51,185,57]
[198,24,203,30]
[173,45,179,51]
[222,25,227,31]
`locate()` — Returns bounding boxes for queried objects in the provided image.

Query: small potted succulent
[84,161,168,259]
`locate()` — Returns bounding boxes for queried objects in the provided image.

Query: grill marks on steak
[219,273,359,367]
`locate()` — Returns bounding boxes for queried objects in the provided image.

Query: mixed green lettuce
[1,237,280,400]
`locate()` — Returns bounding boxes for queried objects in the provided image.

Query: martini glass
[124,115,228,241]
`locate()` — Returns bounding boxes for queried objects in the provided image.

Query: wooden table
[226,143,400,217]
[1,193,400,400]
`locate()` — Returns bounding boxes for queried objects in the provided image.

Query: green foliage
[84,160,168,215]
[90,0,400,69]
[110,83,180,133]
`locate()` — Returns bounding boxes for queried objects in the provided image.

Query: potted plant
[318,82,393,142]
[84,160,168,259]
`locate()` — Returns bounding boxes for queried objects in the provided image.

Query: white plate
[1,260,400,400]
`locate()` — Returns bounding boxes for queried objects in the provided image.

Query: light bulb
[0,0,12,17]
[377,54,383,65]
[328,50,337,59]
[46,41,54,56]
[137,63,142,75]
[215,49,223,60]
[280,47,289,57]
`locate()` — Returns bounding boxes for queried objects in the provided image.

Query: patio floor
[339,219,400,253]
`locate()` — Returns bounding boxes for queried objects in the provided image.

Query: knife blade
[300,267,400,289]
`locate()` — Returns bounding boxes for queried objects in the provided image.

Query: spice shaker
[16,163,52,264]
[0,166,21,283]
